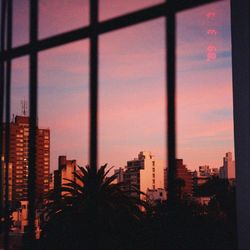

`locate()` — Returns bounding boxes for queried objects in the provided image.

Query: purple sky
[10,0,234,172]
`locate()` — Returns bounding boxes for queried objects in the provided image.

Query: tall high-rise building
[3,116,50,202]
[219,152,235,179]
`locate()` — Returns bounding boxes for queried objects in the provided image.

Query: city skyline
[10,0,234,171]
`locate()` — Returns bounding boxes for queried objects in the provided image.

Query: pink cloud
[176,72,234,169]
[12,57,29,87]
[38,40,89,82]
[100,50,165,81]
[99,79,166,169]
[177,80,233,112]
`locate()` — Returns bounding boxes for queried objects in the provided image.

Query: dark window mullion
[0,0,7,222]
[90,0,98,172]
[176,0,222,12]
[26,0,38,248]
[2,1,219,62]
[166,1,177,203]
[4,0,12,249]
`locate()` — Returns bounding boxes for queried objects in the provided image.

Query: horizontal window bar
[1,0,221,60]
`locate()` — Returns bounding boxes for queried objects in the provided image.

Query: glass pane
[39,0,89,39]
[38,40,89,175]
[13,0,29,47]
[177,0,234,174]
[11,57,29,117]
[100,0,164,21]
[176,0,237,248]
[100,18,166,197]
[9,57,29,206]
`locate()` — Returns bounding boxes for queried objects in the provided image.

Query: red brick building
[165,159,193,197]
[175,159,193,197]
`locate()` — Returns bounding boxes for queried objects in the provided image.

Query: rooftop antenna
[21,99,28,116]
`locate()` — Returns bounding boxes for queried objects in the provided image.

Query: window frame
[0,0,231,248]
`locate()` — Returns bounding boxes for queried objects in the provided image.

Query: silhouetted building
[176,159,193,196]
[193,174,209,187]
[199,165,211,177]
[211,168,219,176]
[3,115,50,201]
[165,159,193,197]
[12,200,42,238]
[193,165,219,191]
[146,188,167,205]
[198,165,219,178]
[49,173,54,190]
[114,167,125,184]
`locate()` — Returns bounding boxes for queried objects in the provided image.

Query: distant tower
[21,99,28,116]
[219,152,235,179]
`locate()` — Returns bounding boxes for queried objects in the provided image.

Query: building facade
[1,156,13,202]
[4,116,50,202]
[165,159,193,197]
[114,167,125,184]
[53,155,78,196]
[146,188,167,204]
[192,165,219,190]
[219,152,235,179]
[115,151,164,199]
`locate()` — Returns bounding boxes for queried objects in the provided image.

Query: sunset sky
[10,0,234,172]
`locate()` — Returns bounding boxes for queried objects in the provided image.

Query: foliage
[195,177,236,220]
[38,164,147,250]
[38,168,237,250]
[138,195,237,250]
[175,177,186,198]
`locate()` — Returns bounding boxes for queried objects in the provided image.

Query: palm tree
[39,164,147,250]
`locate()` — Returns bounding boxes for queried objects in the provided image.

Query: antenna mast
[21,99,28,116]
